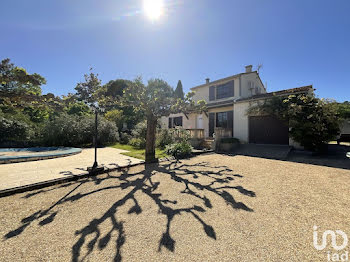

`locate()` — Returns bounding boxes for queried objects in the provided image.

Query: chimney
[205,78,210,84]
[245,65,253,73]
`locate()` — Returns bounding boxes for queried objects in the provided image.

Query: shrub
[0,116,29,142]
[249,94,340,152]
[42,114,119,147]
[104,109,123,129]
[97,118,120,145]
[131,121,147,139]
[128,137,146,149]
[119,132,131,144]
[156,129,174,149]
[165,141,192,159]
[172,128,190,143]
[124,120,147,148]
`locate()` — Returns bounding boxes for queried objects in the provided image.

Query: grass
[110,143,167,160]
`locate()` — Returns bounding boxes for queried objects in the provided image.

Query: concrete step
[203,139,214,149]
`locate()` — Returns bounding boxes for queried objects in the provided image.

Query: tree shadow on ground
[3,160,255,262]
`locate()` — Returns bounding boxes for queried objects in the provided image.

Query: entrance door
[196,115,203,129]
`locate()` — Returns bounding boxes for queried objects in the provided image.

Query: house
[160,65,313,146]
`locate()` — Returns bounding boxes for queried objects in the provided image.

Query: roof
[235,85,314,103]
[191,71,260,90]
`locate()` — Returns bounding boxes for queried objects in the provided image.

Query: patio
[0,148,143,192]
[0,153,349,261]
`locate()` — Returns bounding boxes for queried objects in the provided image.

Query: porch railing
[171,128,205,139]
[214,128,232,139]
[187,129,205,139]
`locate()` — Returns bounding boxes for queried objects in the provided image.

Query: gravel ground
[0,153,349,262]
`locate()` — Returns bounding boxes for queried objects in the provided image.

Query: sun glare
[143,0,163,20]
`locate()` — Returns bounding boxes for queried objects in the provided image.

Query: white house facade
[160,65,313,146]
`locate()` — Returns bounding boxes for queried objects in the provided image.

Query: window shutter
[168,117,172,128]
[209,86,215,101]
[209,113,215,137]
[227,110,233,135]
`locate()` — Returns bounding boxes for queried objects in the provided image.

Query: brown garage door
[249,116,289,145]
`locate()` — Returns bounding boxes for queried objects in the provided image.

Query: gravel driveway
[0,153,349,261]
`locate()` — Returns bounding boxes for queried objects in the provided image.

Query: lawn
[110,143,167,160]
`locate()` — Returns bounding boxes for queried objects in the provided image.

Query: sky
[1,0,349,102]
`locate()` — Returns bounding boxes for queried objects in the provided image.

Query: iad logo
[313,226,349,261]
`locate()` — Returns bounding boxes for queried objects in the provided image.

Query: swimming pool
[0,147,82,164]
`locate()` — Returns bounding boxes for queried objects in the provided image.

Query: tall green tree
[103,79,130,98]
[75,69,101,106]
[174,80,184,99]
[97,79,143,130]
[122,77,206,162]
[0,58,46,95]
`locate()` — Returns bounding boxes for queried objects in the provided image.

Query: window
[216,80,234,99]
[216,112,228,128]
[168,116,183,128]
[173,116,183,126]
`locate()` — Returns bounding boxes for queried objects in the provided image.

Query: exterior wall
[240,72,266,98]
[160,113,197,130]
[160,70,266,141]
[233,102,249,142]
[199,113,209,137]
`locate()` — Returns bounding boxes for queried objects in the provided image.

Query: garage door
[249,116,289,145]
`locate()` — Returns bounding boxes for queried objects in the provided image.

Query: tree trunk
[145,114,158,163]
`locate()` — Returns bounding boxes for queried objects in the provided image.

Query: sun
[143,0,163,20]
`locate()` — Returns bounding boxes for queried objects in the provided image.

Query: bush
[249,94,340,152]
[0,116,30,143]
[119,132,131,144]
[131,121,147,139]
[104,109,123,129]
[172,128,190,143]
[220,137,240,144]
[97,118,120,145]
[42,114,119,147]
[128,137,146,149]
[156,129,174,149]
[165,141,192,159]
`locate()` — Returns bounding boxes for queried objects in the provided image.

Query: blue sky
[1,0,349,102]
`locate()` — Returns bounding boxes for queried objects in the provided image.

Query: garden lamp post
[92,108,98,168]
[88,103,105,173]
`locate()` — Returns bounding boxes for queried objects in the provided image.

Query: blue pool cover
[0,147,82,163]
